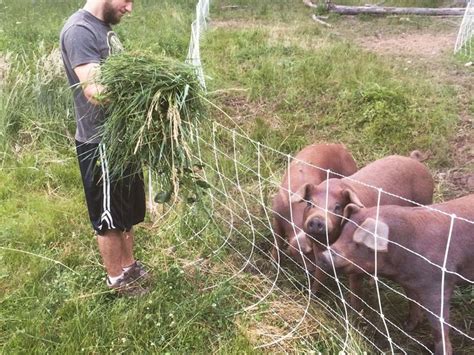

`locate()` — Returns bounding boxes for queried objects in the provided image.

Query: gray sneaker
[107,272,149,297]
[123,261,151,284]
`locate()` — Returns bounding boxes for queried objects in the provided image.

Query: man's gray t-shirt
[60,9,123,144]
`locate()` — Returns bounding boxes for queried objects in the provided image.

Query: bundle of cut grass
[99,51,207,202]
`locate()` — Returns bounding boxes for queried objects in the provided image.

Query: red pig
[294,152,434,248]
[271,143,357,280]
[316,194,474,355]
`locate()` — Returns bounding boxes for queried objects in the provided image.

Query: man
[60,0,149,296]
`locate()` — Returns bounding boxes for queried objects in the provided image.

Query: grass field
[1,0,473,353]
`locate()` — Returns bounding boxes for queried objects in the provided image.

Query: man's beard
[103,1,121,25]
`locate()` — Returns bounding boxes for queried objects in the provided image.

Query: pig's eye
[306,200,313,208]
[334,204,342,214]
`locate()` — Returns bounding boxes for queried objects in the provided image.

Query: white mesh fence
[454,0,474,60]
[156,0,474,352]
[185,0,210,89]
[178,119,474,352]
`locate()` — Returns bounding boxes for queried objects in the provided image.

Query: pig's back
[348,155,434,206]
[283,143,358,194]
[411,195,474,282]
[433,195,474,280]
[301,143,358,178]
[432,194,474,218]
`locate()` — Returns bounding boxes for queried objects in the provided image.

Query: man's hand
[92,91,111,106]
[74,63,109,106]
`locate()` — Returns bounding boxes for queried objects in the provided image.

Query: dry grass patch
[210,19,329,51]
[235,289,368,352]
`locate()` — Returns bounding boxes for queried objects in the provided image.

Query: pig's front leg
[419,287,454,355]
[403,287,424,332]
[270,219,285,264]
[310,267,327,296]
[348,274,364,311]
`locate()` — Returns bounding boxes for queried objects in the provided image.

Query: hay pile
[99,52,207,202]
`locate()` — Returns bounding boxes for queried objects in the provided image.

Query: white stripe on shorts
[98,144,116,229]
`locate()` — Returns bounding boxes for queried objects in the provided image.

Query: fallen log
[311,14,332,27]
[327,4,466,16]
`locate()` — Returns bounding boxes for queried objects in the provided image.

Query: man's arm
[74,62,106,106]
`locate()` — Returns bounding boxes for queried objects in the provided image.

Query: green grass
[1,0,472,353]
[455,36,474,62]
[0,150,361,353]
[0,151,248,353]
[202,23,457,165]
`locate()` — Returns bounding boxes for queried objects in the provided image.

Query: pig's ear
[290,183,311,204]
[342,203,361,224]
[343,188,365,208]
[353,218,389,252]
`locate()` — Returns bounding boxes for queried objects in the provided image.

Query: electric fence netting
[455,0,474,60]
[147,0,474,352]
[179,118,474,353]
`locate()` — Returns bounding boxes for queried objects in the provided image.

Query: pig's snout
[307,217,325,234]
[288,231,312,256]
[317,248,345,271]
[305,213,333,237]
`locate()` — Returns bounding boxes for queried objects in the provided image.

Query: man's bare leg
[97,229,124,277]
[121,228,135,269]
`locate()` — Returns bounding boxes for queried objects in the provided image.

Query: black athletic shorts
[75,140,146,235]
